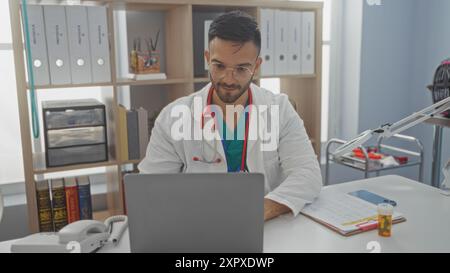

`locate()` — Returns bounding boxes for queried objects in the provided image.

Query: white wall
[338,0,363,141]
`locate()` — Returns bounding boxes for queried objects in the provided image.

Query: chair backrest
[0,190,3,223]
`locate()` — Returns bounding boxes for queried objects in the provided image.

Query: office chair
[0,190,3,223]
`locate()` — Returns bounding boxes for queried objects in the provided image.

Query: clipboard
[300,190,407,237]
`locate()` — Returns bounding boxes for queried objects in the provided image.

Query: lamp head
[331,129,375,158]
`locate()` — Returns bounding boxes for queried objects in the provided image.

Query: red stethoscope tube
[193,86,252,172]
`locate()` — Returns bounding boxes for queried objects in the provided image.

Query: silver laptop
[124,173,264,253]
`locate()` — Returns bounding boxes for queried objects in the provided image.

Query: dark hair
[208,10,261,54]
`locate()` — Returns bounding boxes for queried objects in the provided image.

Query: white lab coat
[138,83,322,216]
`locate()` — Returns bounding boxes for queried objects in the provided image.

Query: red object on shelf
[352,149,383,160]
[394,156,409,164]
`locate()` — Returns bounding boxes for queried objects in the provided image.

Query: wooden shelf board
[193,77,210,83]
[33,153,118,174]
[116,78,191,86]
[28,82,114,90]
[121,0,323,10]
[120,159,142,165]
[93,210,112,222]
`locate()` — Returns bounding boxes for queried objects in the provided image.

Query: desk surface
[1,175,450,253]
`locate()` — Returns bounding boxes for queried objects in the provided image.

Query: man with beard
[139,11,322,221]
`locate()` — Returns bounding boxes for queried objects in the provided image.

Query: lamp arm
[331,97,450,158]
[378,97,450,138]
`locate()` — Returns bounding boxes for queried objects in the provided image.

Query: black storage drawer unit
[47,126,106,148]
[42,99,108,167]
[43,99,106,129]
[46,144,108,167]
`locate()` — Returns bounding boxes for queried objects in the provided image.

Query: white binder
[274,10,289,76]
[43,5,72,85]
[287,11,302,75]
[204,20,212,71]
[66,6,92,84]
[301,12,315,75]
[25,5,50,86]
[87,6,111,83]
[260,9,275,76]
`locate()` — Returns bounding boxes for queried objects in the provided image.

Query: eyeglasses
[209,61,255,81]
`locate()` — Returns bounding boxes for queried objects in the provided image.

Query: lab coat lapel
[191,83,226,163]
[246,84,268,173]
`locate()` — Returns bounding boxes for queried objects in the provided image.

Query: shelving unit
[10,0,323,233]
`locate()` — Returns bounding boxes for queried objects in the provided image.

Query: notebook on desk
[301,190,406,237]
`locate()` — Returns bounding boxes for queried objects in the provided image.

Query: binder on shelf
[300,11,315,75]
[260,9,275,76]
[127,110,140,160]
[87,6,111,83]
[204,20,213,71]
[77,176,93,220]
[126,73,167,81]
[25,5,50,86]
[36,180,53,232]
[66,6,93,84]
[287,11,302,75]
[43,5,72,85]
[64,177,80,224]
[274,10,289,76]
[137,107,149,160]
[118,104,129,161]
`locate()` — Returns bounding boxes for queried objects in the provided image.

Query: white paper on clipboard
[301,190,404,235]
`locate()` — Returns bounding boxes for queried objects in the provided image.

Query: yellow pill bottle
[377,203,394,237]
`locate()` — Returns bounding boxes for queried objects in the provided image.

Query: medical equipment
[329,96,450,186]
[326,134,424,184]
[11,215,128,253]
[332,97,450,159]
[193,86,252,172]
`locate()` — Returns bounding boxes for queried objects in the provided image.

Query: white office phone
[11,215,128,253]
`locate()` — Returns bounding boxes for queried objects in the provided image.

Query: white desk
[1,175,450,253]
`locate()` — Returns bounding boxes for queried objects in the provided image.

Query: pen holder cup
[130,50,161,74]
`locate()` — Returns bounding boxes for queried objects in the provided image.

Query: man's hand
[264,198,291,221]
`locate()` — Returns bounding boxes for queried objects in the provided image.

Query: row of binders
[260,9,316,76]
[25,4,111,86]
[118,105,150,162]
[36,176,93,232]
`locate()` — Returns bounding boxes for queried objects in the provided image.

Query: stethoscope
[192,85,252,172]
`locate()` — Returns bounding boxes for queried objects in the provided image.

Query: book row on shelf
[36,175,93,232]
[35,165,141,233]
